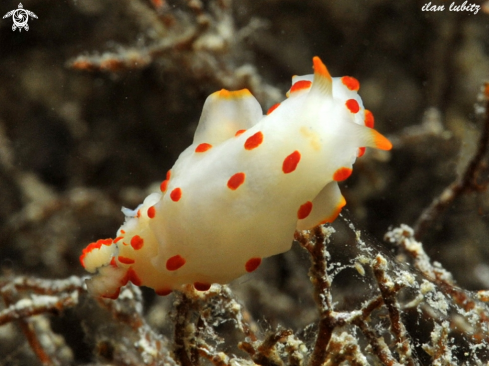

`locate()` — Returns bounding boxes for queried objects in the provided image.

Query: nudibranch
[80,57,392,299]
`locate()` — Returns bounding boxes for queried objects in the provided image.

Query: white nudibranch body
[80,57,392,299]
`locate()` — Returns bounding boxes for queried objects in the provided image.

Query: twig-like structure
[96,284,176,366]
[413,82,489,240]
[372,256,416,366]
[386,225,489,346]
[173,289,199,366]
[296,226,410,366]
[68,0,281,105]
[294,227,334,366]
[0,276,84,366]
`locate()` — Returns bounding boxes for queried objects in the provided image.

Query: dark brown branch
[284,334,305,366]
[324,332,368,366]
[198,344,231,366]
[297,225,424,366]
[256,329,293,366]
[239,329,293,366]
[96,285,145,330]
[219,286,258,342]
[386,225,489,343]
[373,255,417,366]
[0,277,86,366]
[414,82,489,239]
[352,319,401,366]
[95,283,175,365]
[1,284,61,366]
[0,275,85,295]
[173,293,194,366]
[296,227,335,366]
[173,290,200,366]
[0,291,78,326]
[422,321,452,363]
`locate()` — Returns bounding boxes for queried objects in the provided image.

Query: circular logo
[12,8,28,29]
[3,3,38,32]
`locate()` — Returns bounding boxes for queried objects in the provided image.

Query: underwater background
[1,0,489,365]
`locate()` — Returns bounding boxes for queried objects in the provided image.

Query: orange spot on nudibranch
[267,103,281,115]
[195,143,212,153]
[126,268,142,286]
[345,99,360,114]
[118,256,135,265]
[290,80,312,94]
[244,131,263,150]
[114,236,123,243]
[166,255,186,271]
[357,147,366,158]
[160,180,169,192]
[245,257,262,273]
[131,235,144,250]
[282,151,301,174]
[364,109,374,128]
[333,167,353,182]
[297,201,313,220]
[194,282,211,291]
[235,129,246,137]
[137,209,141,218]
[341,76,360,91]
[147,206,156,219]
[170,188,182,202]
[156,288,172,296]
[227,173,245,190]
[160,170,172,192]
[120,230,125,234]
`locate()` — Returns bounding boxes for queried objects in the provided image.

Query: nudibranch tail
[80,56,392,299]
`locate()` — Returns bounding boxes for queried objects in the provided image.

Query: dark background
[0,0,488,364]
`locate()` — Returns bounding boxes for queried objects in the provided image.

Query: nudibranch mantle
[80,57,392,299]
